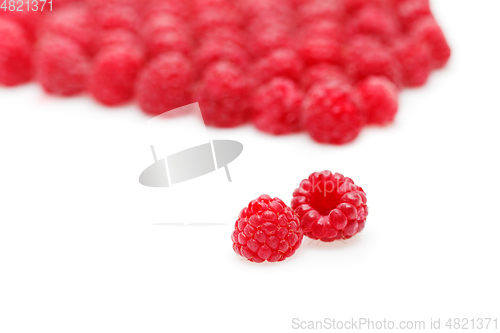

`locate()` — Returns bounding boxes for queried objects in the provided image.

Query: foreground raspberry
[356,76,399,125]
[137,53,193,115]
[291,171,368,242]
[252,78,303,135]
[232,195,304,263]
[303,81,364,144]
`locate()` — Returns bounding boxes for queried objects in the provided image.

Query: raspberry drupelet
[232,195,304,263]
[291,171,368,242]
[303,81,364,145]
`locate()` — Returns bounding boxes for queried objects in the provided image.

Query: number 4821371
[1,0,53,11]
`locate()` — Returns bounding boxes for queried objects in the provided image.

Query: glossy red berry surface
[0,19,32,86]
[291,171,368,242]
[232,195,304,263]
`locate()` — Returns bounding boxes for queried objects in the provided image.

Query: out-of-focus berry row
[0,0,450,144]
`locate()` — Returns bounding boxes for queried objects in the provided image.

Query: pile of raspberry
[0,0,450,144]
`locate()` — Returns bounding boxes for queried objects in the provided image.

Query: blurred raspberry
[140,13,188,39]
[297,0,346,26]
[0,19,32,86]
[393,36,432,87]
[411,16,451,69]
[0,10,41,42]
[197,62,250,127]
[345,35,402,87]
[251,49,303,86]
[356,76,399,125]
[232,194,304,263]
[395,0,431,31]
[345,4,401,42]
[248,25,294,58]
[252,78,303,135]
[92,29,144,56]
[192,7,241,38]
[298,22,344,65]
[302,63,352,91]
[303,81,364,144]
[291,171,368,242]
[193,40,249,74]
[36,35,90,96]
[38,5,94,52]
[137,53,194,116]
[95,5,140,32]
[146,30,193,59]
[90,45,144,106]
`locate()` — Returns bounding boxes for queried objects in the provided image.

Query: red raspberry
[393,36,432,87]
[298,22,344,66]
[92,29,144,56]
[142,0,191,21]
[0,19,32,86]
[89,45,144,106]
[192,7,241,38]
[36,35,90,96]
[193,40,249,74]
[291,171,368,242]
[303,81,364,145]
[248,25,293,58]
[232,195,304,263]
[196,62,250,127]
[395,0,431,31]
[140,13,188,39]
[250,49,303,86]
[146,29,193,60]
[345,35,402,87]
[411,16,451,69]
[136,53,194,116]
[345,4,401,42]
[252,78,303,135]
[356,76,399,126]
[297,0,346,25]
[95,5,140,33]
[0,10,41,42]
[38,5,94,52]
[301,63,352,91]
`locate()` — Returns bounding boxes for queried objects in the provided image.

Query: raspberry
[356,76,399,126]
[303,81,364,145]
[38,5,94,52]
[35,35,90,96]
[297,0,346,26]
[192,7,241,38]
[411,16,451,69]
[136,53,193,116]
[0,10,41,42]
[248,25,293,58]
[193,40,249,74]
[250,49,303,86]
[345,4,401,42]
[232,195,304,263]
[252,78,303,135]
[345,35,402,87]
[393,36,432,87]
[301,63,352,91]
[92,29,144,56]
[146,29,193,59]
[297,22,344,65]
[291,171,368,242]
[395,0,431,31]
[196,62,250,127]
[89,45,144,106]
[140,13,188,41]
[95,5,140,33]
[0,19,32,86]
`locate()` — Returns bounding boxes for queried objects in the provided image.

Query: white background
[1,1,499,332]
